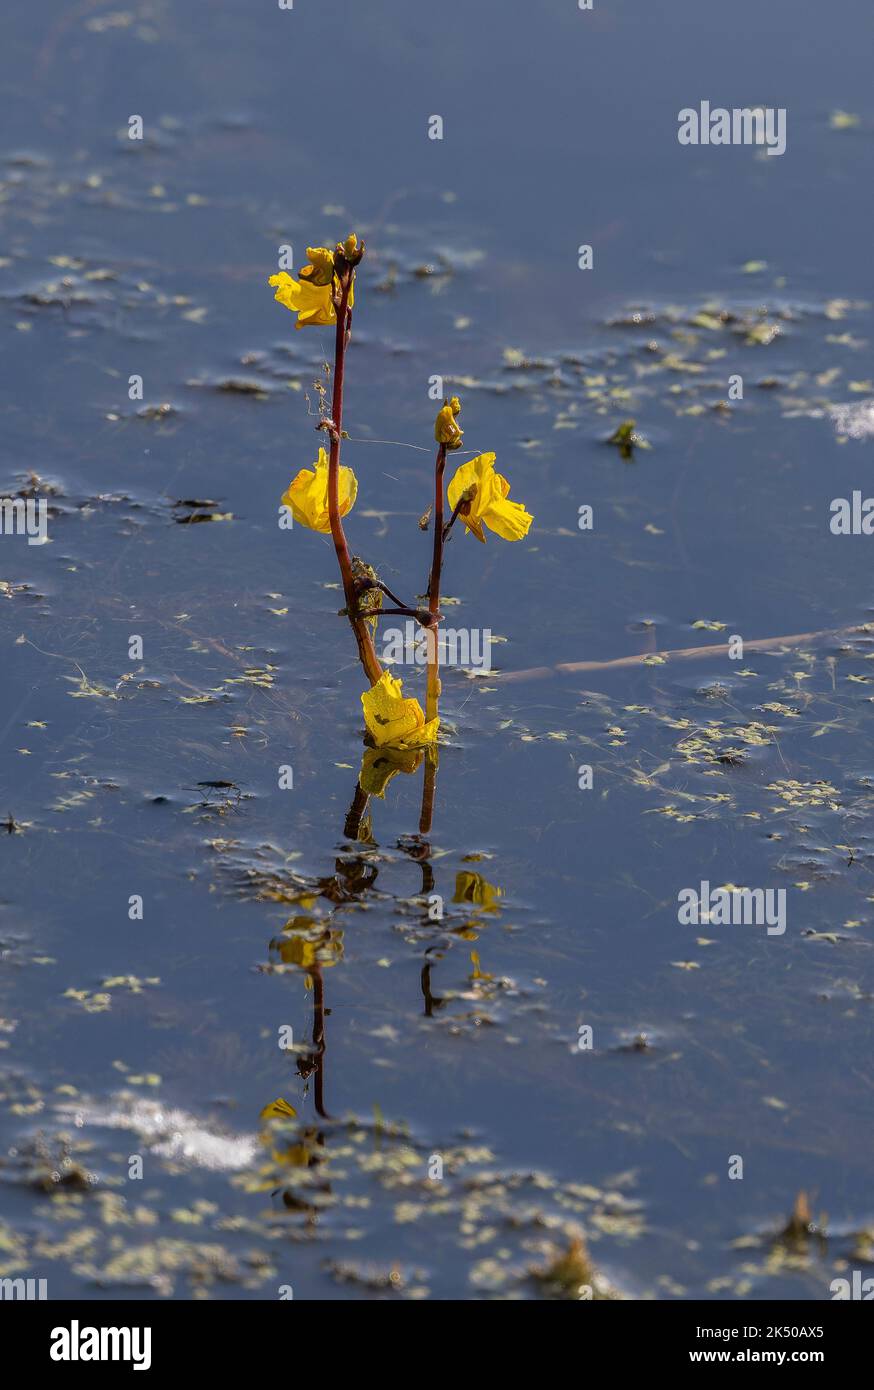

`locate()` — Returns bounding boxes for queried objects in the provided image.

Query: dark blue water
[1,0,873,1300]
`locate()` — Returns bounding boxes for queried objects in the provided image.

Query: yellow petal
[361,671,439,749]
[447,453,495,540]
[483,489,533,541]
[293,280,336,328]
[298,246,335,286]
[268,271,299,309]
[446,455,483,512]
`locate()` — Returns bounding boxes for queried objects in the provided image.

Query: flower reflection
[358,745,424,798]
[269,916,344,971]
[453,870,504,912]
[258,737,509,1211]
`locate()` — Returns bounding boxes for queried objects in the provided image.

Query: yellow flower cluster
[269,242,534,750]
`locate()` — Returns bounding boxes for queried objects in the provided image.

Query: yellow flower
[447,453,532,543]
[281,447,357,532]
[361,671,439,749]
[268,247,355,329]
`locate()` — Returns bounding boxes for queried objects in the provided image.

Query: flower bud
[435,398,464,449]
[335,232,365,269]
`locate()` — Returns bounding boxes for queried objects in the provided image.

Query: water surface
[1,0,873,1300]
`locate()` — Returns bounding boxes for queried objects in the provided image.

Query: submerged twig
[497,624,867,683]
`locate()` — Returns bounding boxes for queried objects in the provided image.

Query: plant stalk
[425,443,447,722]
[327,271,383,686]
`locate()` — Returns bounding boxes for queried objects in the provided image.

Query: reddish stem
[425,443,447,721]
[327,272,382,686]
[419,748,437,834]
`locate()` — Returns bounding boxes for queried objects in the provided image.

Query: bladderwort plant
[268,234,533,817]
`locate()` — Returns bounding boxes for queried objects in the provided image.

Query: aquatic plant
[268,235,532,751]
